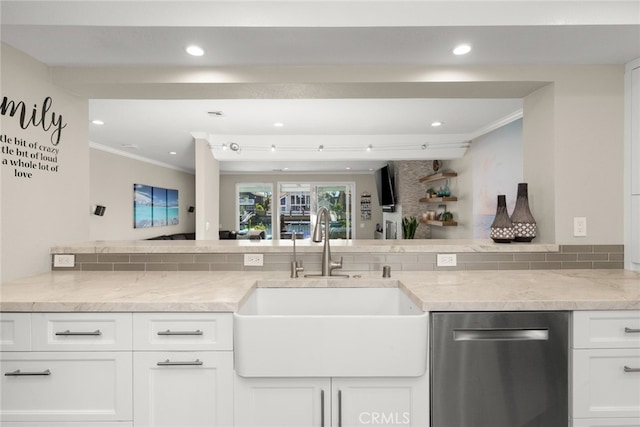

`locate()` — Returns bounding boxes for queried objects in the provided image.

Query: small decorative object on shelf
[490,195,515,243]
[510,183,537,242]
[402,216,418,239]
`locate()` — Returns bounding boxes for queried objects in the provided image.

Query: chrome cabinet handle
[454,328,549,341]
[156,359,203,366]
[624,327,640,333]
[157,329,203,336]
[338,389,342,427]
[320,390,325,427]
[55,329,102,336]
[5,369,51,376]
[624,366,640,373]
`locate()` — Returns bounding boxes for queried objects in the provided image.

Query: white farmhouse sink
[234,286,428,377]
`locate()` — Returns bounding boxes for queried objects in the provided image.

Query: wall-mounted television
[374,163,396,212]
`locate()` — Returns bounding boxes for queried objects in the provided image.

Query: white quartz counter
[1,269,638,312]
[50,239,559,254]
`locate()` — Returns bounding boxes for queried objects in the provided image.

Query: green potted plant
[402,216,418,239]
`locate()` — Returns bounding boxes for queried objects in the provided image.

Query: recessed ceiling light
[345,167,351,170]
[273,122,284,127]
[169,151,177,155]
[91,119,104,125]
[186,45,204,56]
[453,44,472,55]
[431,121,443,127]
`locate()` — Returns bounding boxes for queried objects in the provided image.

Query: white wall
[195,138,219,240]
[1,44,90,282]
[471,119,523,239]
[89,147,195,240]
[219,172,382,239]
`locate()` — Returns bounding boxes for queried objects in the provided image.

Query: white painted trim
[467,109,524,142]
[89,142,194,175]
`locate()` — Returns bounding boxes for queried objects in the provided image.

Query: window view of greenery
[238,184,273,240]
[279,183,354,240]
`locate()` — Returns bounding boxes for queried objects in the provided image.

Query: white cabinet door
[631,65,640,195]
[0,351,132,422]
[573,348,640,419]
[574,310,640,349]
[234,376,429,427]
[133,351,233,427]
[633,195,640,264]
[133,313,232,351]
[31,312,132,351]
[0,313,31,351]
[332,376,429,427]
[234,377,330,427]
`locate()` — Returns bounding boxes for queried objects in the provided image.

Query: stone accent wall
[52,244,624,273]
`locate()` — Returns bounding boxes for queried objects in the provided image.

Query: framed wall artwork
[134,184,179,228]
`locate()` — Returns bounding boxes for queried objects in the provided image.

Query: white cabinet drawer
[133,313,232,350]
[133,351,234,426]
[0,313,31,351]
[31,313,132,351]
[574,311,640,349]
[0,351,133,422]
[573,419,640,427]
[573,348,640,419]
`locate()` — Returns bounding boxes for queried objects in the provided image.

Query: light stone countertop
[50,239,560,254]
[1,269,638,312]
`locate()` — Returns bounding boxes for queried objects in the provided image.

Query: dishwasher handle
[454,328,549,341]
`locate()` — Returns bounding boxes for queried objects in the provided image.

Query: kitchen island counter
[1,269,638,312]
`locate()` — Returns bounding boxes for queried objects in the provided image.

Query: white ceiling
[2,0,639,173]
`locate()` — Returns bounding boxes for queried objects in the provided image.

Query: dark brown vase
[490,195,514,243]
[510,183,537,242]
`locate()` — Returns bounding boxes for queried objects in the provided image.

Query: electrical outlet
[53,254,75,268]
[437,253,457,267]
[244,253,264,267]
[573,217,587,237]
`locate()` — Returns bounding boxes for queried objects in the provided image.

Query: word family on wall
[0,95,67,180]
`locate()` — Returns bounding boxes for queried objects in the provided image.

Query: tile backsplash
[53,244,624,273]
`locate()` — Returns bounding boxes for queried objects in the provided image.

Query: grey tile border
[593,261,625,269]
[561,262,593,269]
[500,262,532,270]
[546,253,578,262]
[81,263,114,271]
[178,263,210,271]
[530,261,563,270]
[577,253,609,261]
[53,244,626,273]
[130,254,164,263]
[97,254,130,263]
[514,253,546,262]
[561,245,593,253]
[593,244,624,253]
[114,263,146,271]
[146,263,178,271]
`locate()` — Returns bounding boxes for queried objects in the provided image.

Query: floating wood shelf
[420,219,458,227]
[418,172,458,184]
[419,196,458,203]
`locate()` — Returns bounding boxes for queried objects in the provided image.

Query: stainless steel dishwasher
[430,311,569,427]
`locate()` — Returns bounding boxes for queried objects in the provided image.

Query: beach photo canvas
[134,184,179,228]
